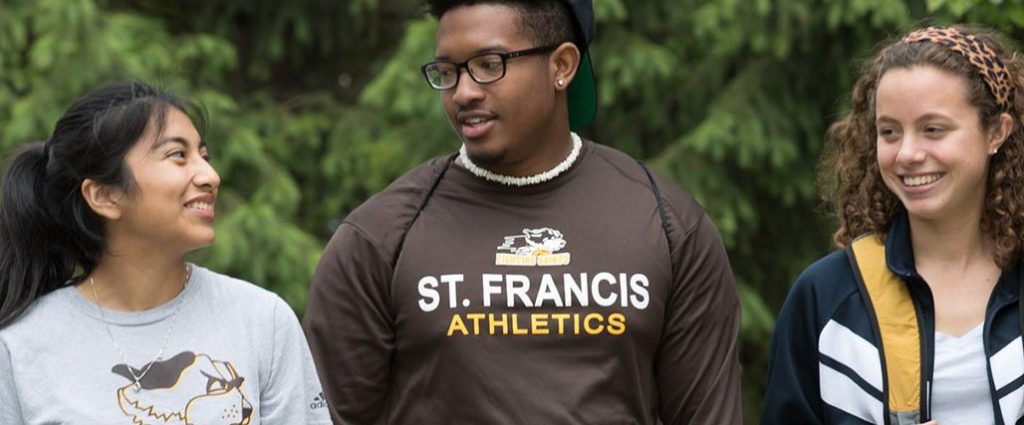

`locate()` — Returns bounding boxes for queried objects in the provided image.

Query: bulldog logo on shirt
[112,351,252,425]
[495,227,571,266]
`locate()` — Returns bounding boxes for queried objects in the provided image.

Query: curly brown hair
[820,26,1024,269]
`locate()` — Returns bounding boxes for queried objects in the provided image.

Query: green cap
[568,52,597,131]
[563,0,596,131]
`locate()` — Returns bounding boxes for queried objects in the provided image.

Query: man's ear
[80,179,125,220]
[550,42,581,92]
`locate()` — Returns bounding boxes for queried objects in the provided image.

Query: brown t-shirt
[304,140,742,425]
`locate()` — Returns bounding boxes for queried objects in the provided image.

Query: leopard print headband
[902,27,1014,111]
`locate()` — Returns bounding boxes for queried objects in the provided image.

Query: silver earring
[557,79,565,87]
[992,147,1000,155]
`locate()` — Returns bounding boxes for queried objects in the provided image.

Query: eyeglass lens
[424,54,506,89]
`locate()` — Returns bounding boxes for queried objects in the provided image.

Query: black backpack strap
[397,157,667,260]
[636,161,670,245]
[392,153,457,266]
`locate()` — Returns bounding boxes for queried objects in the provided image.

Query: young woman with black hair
[0,82,330,424]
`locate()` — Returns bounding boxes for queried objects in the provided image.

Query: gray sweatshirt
[0,264,330,425]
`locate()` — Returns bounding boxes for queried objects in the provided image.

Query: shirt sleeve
[0,337,26,425]
[657,213,743,425]
[259,296,332,424]
[303,223,395,425]
[760,271,825,425]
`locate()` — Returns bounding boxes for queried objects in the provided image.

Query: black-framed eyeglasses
[420,45,559,90]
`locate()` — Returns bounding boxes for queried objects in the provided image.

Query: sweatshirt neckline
[63,264,205,326]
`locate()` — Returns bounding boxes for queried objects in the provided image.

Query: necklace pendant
[133,382,141,392]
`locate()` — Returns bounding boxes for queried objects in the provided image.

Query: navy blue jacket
[761,212,1024,424]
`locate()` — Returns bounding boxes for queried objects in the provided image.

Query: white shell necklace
[88,264,191,392]
[459,132,583,186]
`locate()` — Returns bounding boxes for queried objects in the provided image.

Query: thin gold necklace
[88,264,191,392]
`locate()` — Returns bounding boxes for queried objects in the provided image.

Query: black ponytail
[0,82,196,327]
[0,142,75,327]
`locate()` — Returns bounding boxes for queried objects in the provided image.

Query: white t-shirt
[931,322,995,425]
[0,264,331,425]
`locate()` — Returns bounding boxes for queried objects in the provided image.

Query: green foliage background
[2,0,1021,421]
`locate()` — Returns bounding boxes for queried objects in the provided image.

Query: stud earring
[557,79,565,87]
[992,147,1000,155]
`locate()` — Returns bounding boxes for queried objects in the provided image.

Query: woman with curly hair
[762,26,1024,425]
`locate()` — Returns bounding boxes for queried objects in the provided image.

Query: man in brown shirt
[303,1,743,423]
